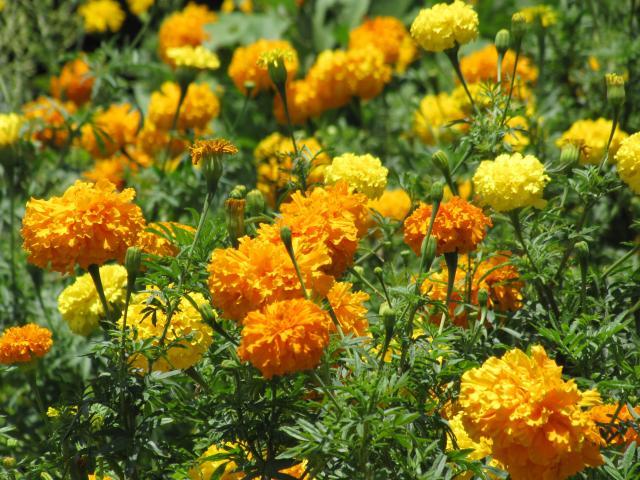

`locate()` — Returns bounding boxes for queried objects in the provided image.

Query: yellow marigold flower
[504,115,530,151]
[0,324,53,364]
[460,45,538,86]
[273,79,320,125]
[167,46,220,71]
[147,82,220,132]
[221,0,253,13]
[459,346,604,480]
[345,47,392,100]
[190,138,238,165]
[412,92,466,145]
[556,118,628,165]
[127,0,154,16]
[22,179,146,274]
[324,153,388,199]
[326,282,369,337]
[254,132,330,206]
[615,132,640,194]
[368,189,412,222]
[57,265,127,336]
[136,222,195,257]
[590,403,640,447]
[349,16,417,72]
[88,475,113,480]
[518,4,558,27]
[189,443,241,480]
[305,50,352,111]
[78,0,125,33]
[50,58,94,107]
[410,0,479,53]
[22,97,76,147]
[0,113,24,147]
[228,39,299,96]
[158,3,217,65]
[404,196,492,256]
[122,291,213,373]
[238,298,330,379]
[80,103,141,158]
[473,152,550,212]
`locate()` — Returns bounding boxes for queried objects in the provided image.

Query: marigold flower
[305,50,352,111]
[122,291,213,373]
[459,346,604,480]
[50,58,94,106]
[88,475,113,480]
[127,0,154,16]
[460,45,538,86]
[78,0,125,33]
[238,299,330,379]
[228,39,299,96]
[590,403,640,447]
[556,118,628,165]
[504,116,530,151]
[368,189,412,222]
[404,196,492,256]
[136,123,187,158]
[615,132,640,194]
[189,443,241,480]
[83,155,129,188]
[410,0,479,52]
[0,113,24,147]
[80,104,141,158]
[323,153,388,199]
[135,222,194,257]
[518,4,558,27]
[327,282,369,336]
[345,47,392,100]
[475,253,523,312]
[349,16,417,72]
[221,0,253,13]
[22,179,146,274]
[190,139,238,165]
[473,152,550,212]
[272,79,321,125]
[57,265,127,336]
[167,45,221,71]
[158,3,217,65]
[0,324,53,364]
[412,92,466,145]
[147,82,220,132]
[23,97,75,147]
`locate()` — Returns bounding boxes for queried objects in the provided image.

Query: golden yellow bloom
[158,3,217,65]
[256,48,295,70]
[588,56,600,72]
[404,196,492,256]
[167,46,221,71]
[127,0,154,16]
[189,443,242,480]
[0,113,24,147]
[460,346,603,480]
[272,79,320,125]
[305,50,352,112]
[83,155,128,188]
[504,115,530,151]
[50,58,94,106]
[88,475,113,480]
[324,153,388,199]
[349,16,417,72]
[473,153,550,212]
[190,139,238,165]
[147,82,220,132]
[410,0,479,52]
[228,39,299,95]
[556,118,628,165]
[413,92,466,145]
[136,222,195,257]
[460,44,538,85]
[80,103,141,158]
[78,0,125,33]
[518,4,558,27]
[122,291,213,373]
[0,324,53,365]
[447,410,499,473]
[345,46,392,100]
[22,180,146,274]
[221,0,253,13]
[615,132,640,194]
[590,403,640,447]
[326,282,369,336]
[238,298,330,379]
[368,189,412,222]
[136,122,187,158]
[57,265,127,335]
[23,97,76,147]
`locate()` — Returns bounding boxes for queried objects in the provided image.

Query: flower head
[189,443,241,480]
[345,47,392,100]
[238,299,330,379]
[78,0,125,33]
[556,118,628,165]
[79,103,141,158]
[368,189,412,222]
[50,58,94,106]
[136,222,195,257]
[158,3,217,65]
[327,282,369,336]
[517,5,558,27]
[473,153,550,212]
[23,97,75,147]
[0,324,53,364]
[460,45,538,86]
[404,196,492,256]
[272,79,321,125]
[615,132,640,194]
[167,45,220,70]
[412,92,466,145]
[22,180,146,274]
[127,0,154,16]
[590,403,640,447]
[256,48,295,69]
[190,139,238,165]
[0,113,24,148]
[324,153,388,199]
[304,50,352,111]
[410,0,479,52]
[147,82,220,132]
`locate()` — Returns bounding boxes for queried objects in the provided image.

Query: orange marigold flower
[403,196,492,256]
[326,281,369,336]
[474,252,523,312]
[83,155,128,188]
[0,324,53,365]
[590,404,640,447]
[460,346,604,480]
[237,298,330,379]
[368,189,412,222]
[50,57,94,106]
[136,222,195,257]
[305,50,352,111]
[460,44,538,86]
[79,103,140,158]
[22,96,76,147]
[345,46,392,100]
[420,261,472,328]
[136,123,187,158]
[21,179,146,274]
[228,39,299,96]
[190,138,238,165]
[158,3,217,65]
[273,79,321,125]
[147,82,220,132]
[208,232,334,321]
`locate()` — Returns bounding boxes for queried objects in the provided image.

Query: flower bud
[605,73,625,107]
[379,302,396,337]
[198,303,217,325]
[430,181,444,204]
[374,266,383,277]
[477,289,489,307]
[2,456,16,469]
[245,189,266,217]
[560,142,580,168]
[420,236,438,273]
[495,29,511,55]
[280,225,293,252]
[432,150,450,176]
[575,241,589,259]
[226,197,246,247]
[511,13,528,49]
[229,185,247,200]
[352,265,365,277]
[124,247,142,288]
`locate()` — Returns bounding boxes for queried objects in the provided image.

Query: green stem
[446,46,477,113]
[187,191,213,267]
[500,47,521,127]
[160,84,188,175]
[602,244,640,278]
[277,84,299,156]
[88,264,114,326]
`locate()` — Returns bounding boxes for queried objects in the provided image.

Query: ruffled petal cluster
[0,324,53,364]
[368,189,412,222]
[556,118,628,165]
[147,82,220,132]
[22,180,146,274]
[158,3,217,65]
[189,443,242,480]
[410,0,479,52]
[23,97,76,147]
[57,264,127,335]
[460,45,538,86]
[79,104,141,158]
[590,403,640,447]
[473,153,550,212]
[50,58,94,107]
[459,346,604,480]
[614,132,640,194]
[324,153,388,199]
[404,196,492,256]
[78,0,125,33]
[412,92,467,145]
[136,222,195,257]
[167,45,220,71]
[0,113,24,147]
[327,282,369,337]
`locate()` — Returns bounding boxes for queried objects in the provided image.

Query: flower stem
[446,46,477,113]
[276,83,299,156]
[160,84,188,175]
[499,46,521,127]
[88,264,114,326]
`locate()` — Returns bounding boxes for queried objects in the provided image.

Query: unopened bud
[420,236,438,273]
[352,265,365,277]
[511,13,528,48]
[374,266,383,277]
[225,197,246,247]
[430,181,444,204]
[2,456,16,468]
[198,303,217,324]
[605,73,625,107]
[229,185,247,199]
[575,241,589,259]
[124,247,142,289]
[245,189,266,217]
[379,302,396,336]
[280,226,293,251]
[495,29,511,55]
[432,150,450,176]
[477,289,489,307]
[560,142,580,168]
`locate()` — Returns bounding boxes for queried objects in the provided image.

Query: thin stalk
[160,84,188,174]
[499,47,522,127]
[446,47,477,113]
[602,244,640,278]
[276,84,299,156]
[230,92,251,132]
[187,191,213,267]
[310,371,341,412]
[497,52,503,84]
[88,264,113,325]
